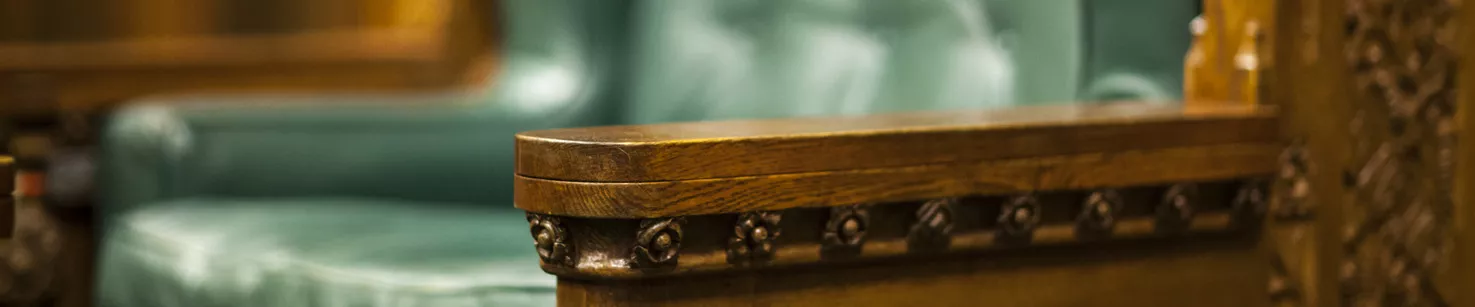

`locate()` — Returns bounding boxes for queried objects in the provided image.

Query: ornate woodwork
[1339,0,1459,305]
[821,205,869,255]
[1265,0,1467,305]
[727,211,781,265]
[517,103,1279,306]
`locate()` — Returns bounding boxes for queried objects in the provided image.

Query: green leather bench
[94,0,1195,306]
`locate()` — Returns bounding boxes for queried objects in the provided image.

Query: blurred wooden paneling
[0,0,493,119]
[1186,0,1275,107]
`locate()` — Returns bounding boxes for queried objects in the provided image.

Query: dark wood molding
[554,235,1266,307]
[516,102,1280,281]
[530,180,1267,280]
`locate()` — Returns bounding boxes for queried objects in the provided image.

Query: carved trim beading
[908,198,956,251]
[1156,183,1199,234]
[728,211,782,265]
[526,179,1265,279]
[1077,189,1122,238]
[527,213,572,265]
[822,205,869,255]
[631,218,684,268]
[998,195,1042,243]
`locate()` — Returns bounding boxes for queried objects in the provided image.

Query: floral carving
[998,195,1042,243]
[631,218,684,268]
[908,198,956,251]
[822,206,869,255]
[1077,190,1122,238]
[527,214,571,265]
[1156,183,1199,234]
[728,211,782,265]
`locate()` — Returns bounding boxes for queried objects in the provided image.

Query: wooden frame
[1261,0,1467,306]
[516,103,1278,306]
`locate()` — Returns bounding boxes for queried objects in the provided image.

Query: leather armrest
[100,87,613,216]
[98,0,627,216]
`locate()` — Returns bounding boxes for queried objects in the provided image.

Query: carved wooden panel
[1340,0,1460,305]
[1271,0,1463,306]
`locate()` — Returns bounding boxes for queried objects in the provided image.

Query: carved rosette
[1155,183,1198,234]
[822,206,870,255]
[728,211,782,265]
[527,214,571,265]
[631,218,684,268]
[1077,189,1122,238]
[515,179,1264,278]
[1275,142,1316,220]
[908,198,956,251]
[997,195,1042,243]
[1230,180,1268,228]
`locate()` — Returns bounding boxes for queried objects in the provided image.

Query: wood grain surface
[516,144,1277,218]
[556,235,1267,307]
[516,103,1278,182]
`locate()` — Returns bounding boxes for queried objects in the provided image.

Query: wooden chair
[516,103,1277,306]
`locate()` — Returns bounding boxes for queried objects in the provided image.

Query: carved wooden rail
[515,102,1280,305]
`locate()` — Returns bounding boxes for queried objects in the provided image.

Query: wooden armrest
[515,102,1280,283]
[517,102,1278,217]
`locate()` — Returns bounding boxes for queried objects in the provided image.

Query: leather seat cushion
[95,199,553,307]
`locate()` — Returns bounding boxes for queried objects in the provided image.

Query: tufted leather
[628,0,1024,124]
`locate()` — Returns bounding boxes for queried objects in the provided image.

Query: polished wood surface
[515,103,1278,218]
[516,103,1277,182]
[517,144,1275,218]
[556,237,1266,307]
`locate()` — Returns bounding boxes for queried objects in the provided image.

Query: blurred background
[0,0,494,117]
[0,1,1276,306]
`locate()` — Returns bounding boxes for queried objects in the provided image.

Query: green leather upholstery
[98,0,621,306]
[99,199,552,306]
[1080,0,1197,102]
[625,0,1020,123]
[95,1,1195,306]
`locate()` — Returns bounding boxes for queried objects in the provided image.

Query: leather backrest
[622,0,1194,124]
[624,0,1015,124]
[1080,0,1198,102]
[100,0,1196,210]
[101,0,633,210]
